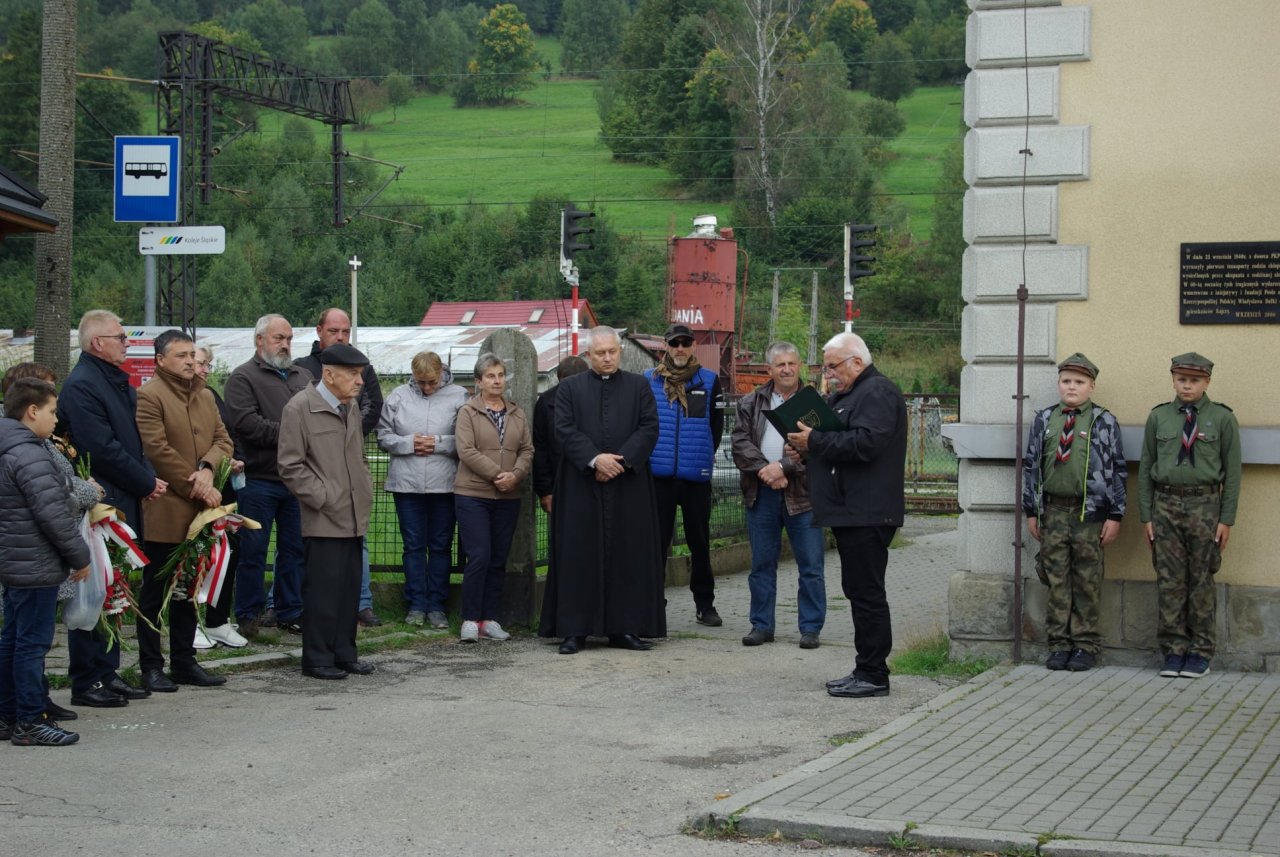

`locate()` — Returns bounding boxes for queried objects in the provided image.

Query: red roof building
[420,299,599,330]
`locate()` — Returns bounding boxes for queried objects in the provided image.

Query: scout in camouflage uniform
[1139,352,1241,679]
[1023,353,1126,672]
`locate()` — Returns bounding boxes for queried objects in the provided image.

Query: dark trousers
[235,479,305,623]
[655,477,714,610]
[301,537,362,669]
[833,525,896,685]
[203,532,238,628]
[456,495,520,622]
[68,627,121,695]
[137,541,197,673]
[0,585,58,722]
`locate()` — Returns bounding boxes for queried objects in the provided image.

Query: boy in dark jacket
[1023,353,1126,672]
[0,379,92,746]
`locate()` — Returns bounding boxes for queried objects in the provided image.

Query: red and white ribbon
[196,514,249,607]
[87,511,149,588]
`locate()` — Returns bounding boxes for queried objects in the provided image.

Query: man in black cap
[277,344,375,680]
[644,323,725,626]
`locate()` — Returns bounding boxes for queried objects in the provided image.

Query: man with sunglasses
[787,332,906,699]
[645,323,725,627]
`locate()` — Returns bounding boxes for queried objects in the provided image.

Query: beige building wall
[1057,0,1280,586]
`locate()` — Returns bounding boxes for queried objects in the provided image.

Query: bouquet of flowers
[157,457,260,623]
[92,506,151,651]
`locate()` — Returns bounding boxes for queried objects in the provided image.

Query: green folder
[763,386,845,436]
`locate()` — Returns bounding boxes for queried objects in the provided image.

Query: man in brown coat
[277,344,375,680]
[135,329,234,692]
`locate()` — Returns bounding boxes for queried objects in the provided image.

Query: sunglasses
[669,338,695,348]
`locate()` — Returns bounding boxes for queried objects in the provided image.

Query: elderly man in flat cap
[277,344,375,680]
[1022,352,1126,673]
[1139,352,1241,680]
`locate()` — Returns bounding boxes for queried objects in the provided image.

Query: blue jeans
[0,585,59,722]
[394,492,456,614]
[235,479,305,622]
[746,487,827,634]
[360,541,372,612]
[455,495,519,622]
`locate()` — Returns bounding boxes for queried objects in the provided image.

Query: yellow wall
[1057,1,1280,585]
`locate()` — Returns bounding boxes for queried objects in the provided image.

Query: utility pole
[348,255,361,345]
[808,270,819,364]
[33,0,77,379]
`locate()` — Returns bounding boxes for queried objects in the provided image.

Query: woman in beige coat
[454,353,532,643]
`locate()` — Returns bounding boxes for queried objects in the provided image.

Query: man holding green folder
[787,332,907,699]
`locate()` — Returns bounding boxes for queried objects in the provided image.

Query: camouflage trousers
[1151,490,1223,658]
[1039,502,1105,654]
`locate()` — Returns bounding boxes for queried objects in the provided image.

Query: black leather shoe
[1046,650,1071,670]
[107,677,151,700]
[276,617,303,634]
[44,699,78,720]
[302,665,348,680]
[798,632,820,650]
[608,634,653,651]
[824,671,856,689]
[71,681,128,707]
[558,636,585,655]
[742,628,774,646]
[827,677,890,698]
[336,661,374,675]
[1066,649,1095,672]
[170,664,227,687]
[142,669,179,693]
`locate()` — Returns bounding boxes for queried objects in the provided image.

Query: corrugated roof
[0,164,58,236]
[421,299,598,328]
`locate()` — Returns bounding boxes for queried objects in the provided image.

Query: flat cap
[1057,352,1098,379]
[664,323,694,343]
[1170,352,1213,377]
[319,343,369,367]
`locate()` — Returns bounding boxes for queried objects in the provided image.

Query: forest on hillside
[0,0,967,388]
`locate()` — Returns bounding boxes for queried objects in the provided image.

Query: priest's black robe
[538,368,666,638]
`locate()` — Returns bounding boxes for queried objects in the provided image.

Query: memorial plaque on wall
[1180,241,1280,324]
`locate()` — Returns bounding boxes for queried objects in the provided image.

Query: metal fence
[339,394,959,574]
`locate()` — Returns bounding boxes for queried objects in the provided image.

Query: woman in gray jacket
[376,352,467,628]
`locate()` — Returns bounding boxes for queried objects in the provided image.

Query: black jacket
[294,341,384,436]
[58,352,157,532]
[0,419,91,587]
[805,365,908,529]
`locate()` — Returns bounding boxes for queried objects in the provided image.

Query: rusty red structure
[665,215,742,392]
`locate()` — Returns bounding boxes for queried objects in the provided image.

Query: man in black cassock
[538,327,666,655]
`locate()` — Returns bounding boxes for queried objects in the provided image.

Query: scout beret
[319,343,369,367]
[1170,352,1212,377]
[664,323,695,343]
[1057,352,1098,379]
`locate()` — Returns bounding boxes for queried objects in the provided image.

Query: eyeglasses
[195,360,212,368]
[822,355,855,374]
[98,333,129,344]
[669,338,694,348]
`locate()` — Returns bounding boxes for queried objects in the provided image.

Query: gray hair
[254,313,287,339]
[195,343,215,360]
[77,309,121,351]
[764,341,801,365]
[473,352,506,378]
[585,326,620,349]
[823,332,872,366]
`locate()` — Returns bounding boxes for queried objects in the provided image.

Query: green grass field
[255,39,958,242]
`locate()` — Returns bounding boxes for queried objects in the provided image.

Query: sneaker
[357,608,382,628]
[1180,654,1211,678]
[0,717,11,741]
[695,607,723,627]
[480,620,510,641]
[460,620,480,643]
[405,610,426,627]
[1046,650,1071,670]
[11,714,79,747]
[1160,653,1185,677]
[205,623,248,648]
[1066,649,1095,671]
[193,626,214,650]
[426,610,449,629]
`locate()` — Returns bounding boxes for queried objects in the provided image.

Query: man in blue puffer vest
[646,324,725,626]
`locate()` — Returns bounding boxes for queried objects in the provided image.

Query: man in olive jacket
[277,344,374,680]
[135,330,234,692]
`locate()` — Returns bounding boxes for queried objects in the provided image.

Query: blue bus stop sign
[114,136,181,223]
